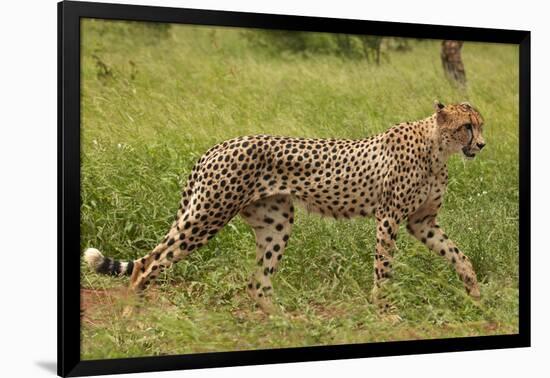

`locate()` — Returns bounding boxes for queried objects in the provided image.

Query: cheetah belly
[291,194,379,219]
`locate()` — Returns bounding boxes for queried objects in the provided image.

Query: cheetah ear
[433,100,445,112]
[434,100,448,125]
[460,101,472,110]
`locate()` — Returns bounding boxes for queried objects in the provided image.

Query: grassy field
[80,19,519,360]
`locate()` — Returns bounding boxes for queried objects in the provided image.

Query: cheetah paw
[380,313,403,324]
[122,305,134,318]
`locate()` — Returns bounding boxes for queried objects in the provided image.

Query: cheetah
[85,101,486,315]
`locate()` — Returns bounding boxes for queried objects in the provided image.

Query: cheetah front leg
[407,211,480,299]
[371,211,402,321]
[407,167,481,300]
[240,195,293,314]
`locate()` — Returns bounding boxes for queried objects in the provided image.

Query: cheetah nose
[476,142,485,150]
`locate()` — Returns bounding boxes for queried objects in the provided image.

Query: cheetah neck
[423,114,450,174]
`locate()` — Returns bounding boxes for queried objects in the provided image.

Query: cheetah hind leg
[122,198,231,316]
[240,195,293,315]
[369,213,403,323]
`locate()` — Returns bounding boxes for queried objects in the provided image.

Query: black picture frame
[58,1,531,376]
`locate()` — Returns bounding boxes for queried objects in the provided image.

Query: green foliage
[242,30,339,56]
[242,30,405,62]
[80,19,520,360]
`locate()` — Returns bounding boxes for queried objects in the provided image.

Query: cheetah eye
[464,123,472,130]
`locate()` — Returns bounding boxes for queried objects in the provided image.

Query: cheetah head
[434,100,485,159]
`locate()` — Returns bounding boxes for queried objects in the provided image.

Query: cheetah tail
[84,248,134,276]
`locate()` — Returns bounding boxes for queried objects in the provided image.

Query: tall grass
[80,19,519,360]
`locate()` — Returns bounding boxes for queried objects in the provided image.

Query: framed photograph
[58,1,530,376]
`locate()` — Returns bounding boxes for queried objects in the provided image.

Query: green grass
[80,19,519,360]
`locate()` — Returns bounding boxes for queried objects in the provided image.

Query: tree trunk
[441,40,466,86]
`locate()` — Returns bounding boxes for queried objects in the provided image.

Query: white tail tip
[84,248,104,270]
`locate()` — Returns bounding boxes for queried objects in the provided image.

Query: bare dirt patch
[80,287,127,324]
[80,286,176,325]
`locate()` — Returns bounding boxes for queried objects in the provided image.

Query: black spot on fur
[126,260,134,275]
